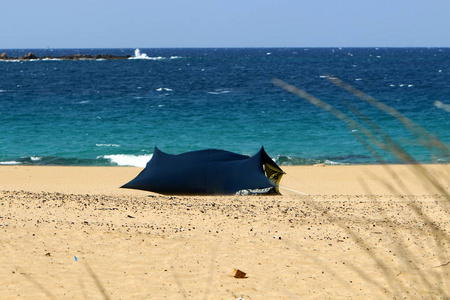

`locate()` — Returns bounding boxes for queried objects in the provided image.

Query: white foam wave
[156,87,173,92]
[434,100,450,112]
[392,84,414,88]
[129,56,165,60]
[129,48,165,60]
[30,156,42,161]
[0,161,20,165]
[3,58,107,62]
[96,143,120,147]
[134,48,147,58]
[207,90,232,95]
[100,154,152,167]
[1,59,26,62]
[42,58,107,62]
[324,160,348,165]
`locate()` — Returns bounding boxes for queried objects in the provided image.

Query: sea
[0,48,449,167]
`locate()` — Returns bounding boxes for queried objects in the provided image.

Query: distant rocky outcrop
[23,52,38,59]
[0,52,132,61]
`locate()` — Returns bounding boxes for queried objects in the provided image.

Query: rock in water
[23,52,37,59]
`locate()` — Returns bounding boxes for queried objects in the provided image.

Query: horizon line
[2,46,450,50]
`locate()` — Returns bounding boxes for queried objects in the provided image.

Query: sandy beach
[1,164,449,299]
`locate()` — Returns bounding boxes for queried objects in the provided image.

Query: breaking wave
[129,48,164,60]
[274,156,333,166]
[0,154,152,167]
[0,160,21,165]
[100,154,152,167]
[128,49,183,60]
[274,154,373,166]
[0,156,112,166]
[0,153,376,167]
[95,143,120,147]
[156,87,173,92]
[207,90,233,95]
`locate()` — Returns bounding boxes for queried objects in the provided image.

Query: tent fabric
[121,147,285,195]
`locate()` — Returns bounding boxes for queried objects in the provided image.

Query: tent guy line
[278,186,309,195]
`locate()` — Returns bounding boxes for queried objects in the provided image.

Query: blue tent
[121,147,284,195]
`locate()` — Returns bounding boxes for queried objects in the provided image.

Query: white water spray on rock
[131,48,149,59]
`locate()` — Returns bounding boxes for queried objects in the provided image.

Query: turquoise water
[0,48,449,166]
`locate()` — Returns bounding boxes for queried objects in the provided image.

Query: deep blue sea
[0,48,449,167]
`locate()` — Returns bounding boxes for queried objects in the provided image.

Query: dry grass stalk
[273,77,450,298]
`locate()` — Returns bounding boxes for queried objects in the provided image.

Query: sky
[1,0,450,48]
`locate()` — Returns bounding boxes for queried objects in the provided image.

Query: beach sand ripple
[1,187,449,299]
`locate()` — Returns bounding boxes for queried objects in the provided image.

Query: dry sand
[0,164,449,299]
